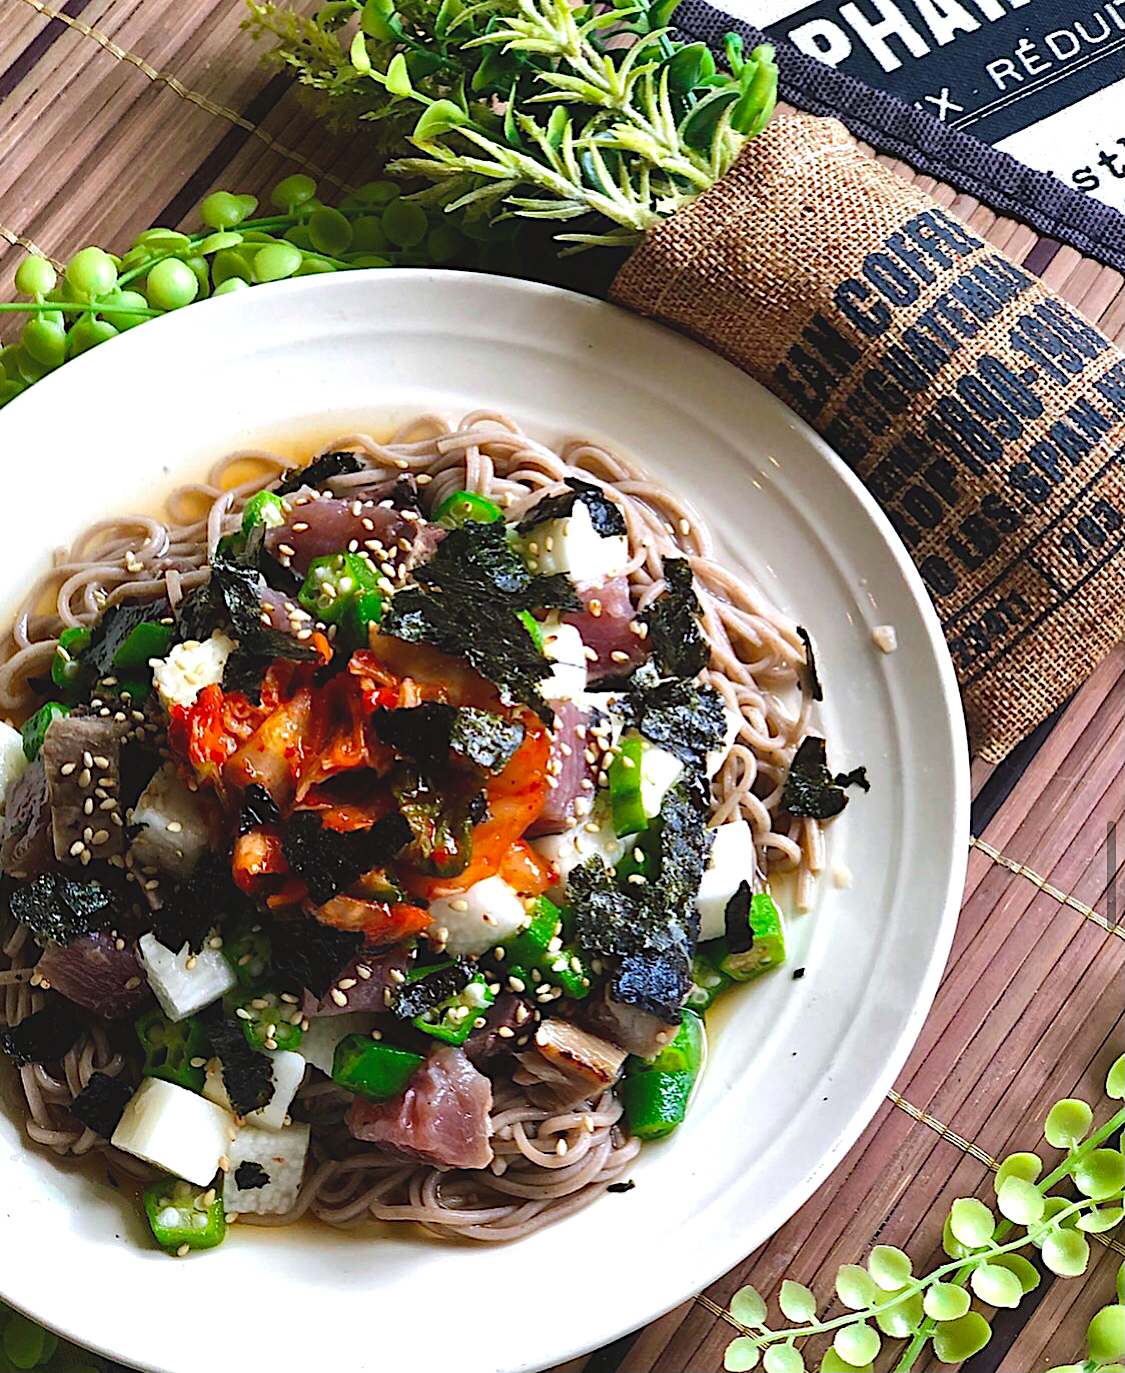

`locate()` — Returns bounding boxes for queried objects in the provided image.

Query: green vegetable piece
[231,991,304,1052]
[241,489,286,532]
[720,893,786,981]
[607,733,648,837]
[413,973,495,1045]
[621,1069,694,1139]
[51,626,93,696]
[500,896,591,999]
[621,1011,705,1138]
[112,620,174,672]
[20,701,69,761]
[432,489,504,528]
[341,587,385,649]
[222,918,273,989]
[332,1034,425,1100]
[685,949,732,1011]
[298,552,381,626]
[143,1177,226,1252]
[135,1007,208,1092]
[517,610,545,651]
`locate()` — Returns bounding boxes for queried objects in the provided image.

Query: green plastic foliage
[778,1281,817,1322]
[1087,1306,1125,1365]
[834,1266,878,1310]
[730,1286,767,1327]
[949,1197,995,1248]
[724,1336,760,1371]
[1040,1228,1090,1277]
[1044,1098,1093,1149]
[868,1245,912,1290]
[932,1311,992,1363]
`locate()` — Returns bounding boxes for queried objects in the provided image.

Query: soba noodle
[0,411,820,1240]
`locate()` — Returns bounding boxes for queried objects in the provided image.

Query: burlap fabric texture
[611,110,1125,761]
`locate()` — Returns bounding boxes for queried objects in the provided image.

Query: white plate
[0,271,967,1373]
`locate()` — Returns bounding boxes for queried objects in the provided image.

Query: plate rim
[0,268,969,1373]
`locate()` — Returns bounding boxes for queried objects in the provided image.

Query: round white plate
[0,271,967,1373]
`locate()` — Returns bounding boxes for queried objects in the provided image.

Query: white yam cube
[531,810,625,897]
[223,1121,311,1216]
[0,721,28,809]
[150,631,235,713]
[427,875,529,957]
[130,763,210,879]
[696,820,758,942]
[537,615,588,702]
[638,738,684,819]
[523,500,628,586]
[111,1077,234,1186]
[203,1049,306,1131]
[138,933,236,1022]
[705,705,742,779]
[299,1013,380,1076]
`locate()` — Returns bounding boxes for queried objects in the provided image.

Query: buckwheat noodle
[0,412,819,1240]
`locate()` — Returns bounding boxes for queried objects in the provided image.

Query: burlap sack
[611,111,1124,762]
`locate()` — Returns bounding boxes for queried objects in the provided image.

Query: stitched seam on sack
[15,0,351,190]
[972,836,1123,937]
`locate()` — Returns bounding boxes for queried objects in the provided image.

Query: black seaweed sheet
[516,478,627,539]
[281,811,411,906]
[270,916,364,1000]
[207,1018,273,1116]
[9,874,120,946]
[69,1071,132,1137]
[0,1001,82,1066]
[641,559,709,679]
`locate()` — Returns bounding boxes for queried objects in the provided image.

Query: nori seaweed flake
[781,737,849,819]
[234,1161,271,1190]
[282,810,412,906]
[9,873,120,946]
[516,478,627,538]
[641,559,709,679]
[834,766,870,793]
[274,450,364,496]
[796,627,823,702]
[630,672,728,771]
[207,1018,273,1116]
[69,1071,133,1138]
[449,708,524,775]
[1,1001,82,1066]
[607,1180,635,1193]
[238,783,282,834]
[723,880,754,954]
[153,851,255,954]
[85,600,172,677]
[271,917,364,1000]
[391,960,474,1019]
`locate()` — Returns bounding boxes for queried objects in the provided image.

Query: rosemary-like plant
[247,0,778,248]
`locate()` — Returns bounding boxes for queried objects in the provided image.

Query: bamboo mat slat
[0,5,1122,1371]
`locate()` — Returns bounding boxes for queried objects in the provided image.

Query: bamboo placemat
[0,4,1122,1371]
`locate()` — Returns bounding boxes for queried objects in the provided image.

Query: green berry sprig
[0,173,523,410]
[722,1053,1125,1373]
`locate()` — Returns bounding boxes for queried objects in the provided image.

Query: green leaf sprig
[249,0,778,248]
[722,1054,1125,1372]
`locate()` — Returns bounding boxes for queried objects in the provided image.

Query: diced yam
[138,932,236,1022]
[223,1121,311,1215]
[203,1049,306,1132]
[696,820,757,941]
[299,1012,380,1076]
[524,500,628,586]
[638,737,684,818]
[0,722,27,809]
[150,631,235,712]
[705,705,742,779]
[537,615,588,702]
[427,875,529,957]
[130,763,209,879]
[111,1077,234,1186]
[531,809,625,897]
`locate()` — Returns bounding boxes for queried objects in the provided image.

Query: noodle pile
[0,411,819,1240]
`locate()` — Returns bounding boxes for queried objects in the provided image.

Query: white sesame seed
[60,762,76,777]
[330,988,348,1007]
[555,1137,568,1156]
[389,968,407,984]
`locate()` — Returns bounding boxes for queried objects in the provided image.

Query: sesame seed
[82,751,93,768]
[176,1244,190,1258]
[610,650,630,663]
[508,976,526,993]
[209,935,223,949]
[338,977,357,990]
[83,798,94,815]
[498,1026,515,1038]
[450,899,469,912]
[69,840,85,857]
[555,1138,568,1156]
[167,821,183,834]
[100,797,118,810]
[330,988,348,1007]
[355,964,372,980]
[60,762,76,777]
[416,472,432,485]
[679,518,691,535]
[190,1057,207,1069]
[185,955,197,970]
[583,646,598,662]
[389,968,407,984]
[202,1189,216,1207]
[494,947,506,961]
[93,755,109,769]
[394,458,409,470]
[77,768,92,789]
[123,976,142,992]
[235,1007,252,1020]
[292,522,309,532]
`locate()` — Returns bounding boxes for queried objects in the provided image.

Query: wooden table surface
[1,3,1122,1369]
